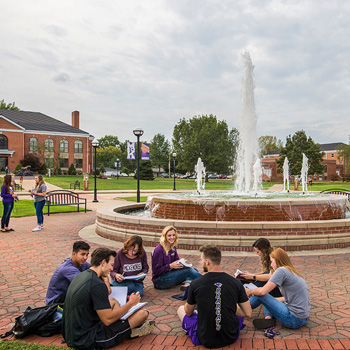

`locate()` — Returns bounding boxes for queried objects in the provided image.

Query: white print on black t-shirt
[123,262,142,272]
[214,282,222,331]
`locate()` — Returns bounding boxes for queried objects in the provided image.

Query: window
[29,137,38,152]
[60,139,68,153]
[0,135,8,149]
[60,158,69,168]
[45,158,54,168]
[75,158,83,168]
[45,138,54,152]
[74,140,83,153]
[324,165,328,173]
[331,153,334,158]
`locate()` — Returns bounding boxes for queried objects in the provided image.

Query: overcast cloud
[1,0,349,145]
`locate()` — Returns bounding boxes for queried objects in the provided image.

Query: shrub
[68,163,77,175]
[40,163,48,175]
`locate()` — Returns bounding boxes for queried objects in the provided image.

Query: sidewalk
[1,191,350,349]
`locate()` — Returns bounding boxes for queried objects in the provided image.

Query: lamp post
[172,152,176,191]
[116,158,119,180]
[92,139,99,202]
[133,128,144,203]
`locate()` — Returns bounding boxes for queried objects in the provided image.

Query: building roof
[0,109,90,135]
[319,142,346,151]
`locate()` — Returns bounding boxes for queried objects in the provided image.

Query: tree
[20,154,43,172]
[0,99,19,110]
[259,135,283,157]
[276,130,325,175]
[172,115,239,174]
[150,133,170,173]
[135,160,154,180]
[96,146,123,169]
[68,163,77,175]
[337,143,350,175]
[97,135,120,149]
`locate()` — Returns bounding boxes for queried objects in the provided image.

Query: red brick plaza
[1,206,350,349]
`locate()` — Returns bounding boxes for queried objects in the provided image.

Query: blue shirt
[46,257,90,304]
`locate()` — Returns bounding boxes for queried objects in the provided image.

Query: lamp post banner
[141,143,150,160]
[127,142,135,159]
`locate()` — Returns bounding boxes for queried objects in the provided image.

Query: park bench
[45,190,87,216]
[320,189,350,201]
[70,180,80,190]
[14,183,22,191]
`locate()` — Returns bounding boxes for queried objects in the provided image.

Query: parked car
[129,173,135,177]
[98,174,108,179]
[219,174,227,179]
[120,173,128,177]
[208,174,219,179]
[159,173,169,178]
[104,171,118,177]
[180,174,190,179]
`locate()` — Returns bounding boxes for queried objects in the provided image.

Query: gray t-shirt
[34,184,47,202]
[270,267,310,319]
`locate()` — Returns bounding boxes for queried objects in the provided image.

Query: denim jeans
[154,267,202,290]
[249,294,308,329]
[34,200,45,225]
[111,280,144,296]
[1,201,14,229]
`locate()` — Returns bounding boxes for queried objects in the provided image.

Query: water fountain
[195,158,206,194]
[283,157,290,192]
[95,52,350,251]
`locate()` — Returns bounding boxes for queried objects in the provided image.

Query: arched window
[29,137,38,152]
[74,140,83,153]
[0,135,8,149]
[45,138,54,152]
[60,139,68,153]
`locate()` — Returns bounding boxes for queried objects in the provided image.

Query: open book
[110,287,147,320]
[234,269,254,283]
[178,258,192,268]
[123,273,147,280]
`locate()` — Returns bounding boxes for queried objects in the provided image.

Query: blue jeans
[34,200,45,225]
[249,294,308,329]
[1,201,14,229]
[111,280,144,296]
[154,267,202,290]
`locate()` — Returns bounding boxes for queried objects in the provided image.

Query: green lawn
[0,200,90,218]
[0,342,72,350]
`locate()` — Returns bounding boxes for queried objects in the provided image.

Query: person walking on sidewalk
[1,174,18,232]
[29,175,47,232]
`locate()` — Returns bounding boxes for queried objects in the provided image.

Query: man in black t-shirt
[177,245,252,348]
[63,247,155,350]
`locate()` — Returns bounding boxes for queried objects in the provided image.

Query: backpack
[0,303,63,339]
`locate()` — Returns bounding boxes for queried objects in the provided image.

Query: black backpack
[0,303,63,339]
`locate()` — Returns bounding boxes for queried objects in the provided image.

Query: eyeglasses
[129,248,139,253]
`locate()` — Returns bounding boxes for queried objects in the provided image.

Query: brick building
[0,110,93,173]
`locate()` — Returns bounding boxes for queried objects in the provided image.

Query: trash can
[83,174,89,191]
[294,176,298,191]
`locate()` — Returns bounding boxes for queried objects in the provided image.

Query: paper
[123,273,147,280]
[178,258,192,268]
[110,287,128,306]
[234,269,242,278]
[121,302,148,320]
[243,282,258,289]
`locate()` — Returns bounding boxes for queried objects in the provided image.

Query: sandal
[253,318,276,330]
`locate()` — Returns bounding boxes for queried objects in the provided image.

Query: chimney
[72,111,80,129]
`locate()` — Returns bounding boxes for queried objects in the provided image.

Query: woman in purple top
[1,175,18,232]
[152,226,202,289]
[110,235,149,296]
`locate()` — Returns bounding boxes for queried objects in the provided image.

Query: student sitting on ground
[245,248,310,330]
[152,226,202,290]
[238,238,282,297]
[177,245,252,348]
[110,235,149,296]
[63,247,155,350]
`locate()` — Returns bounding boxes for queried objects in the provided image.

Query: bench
[320,189,350,201]
[14,183,22,191]
[45,190,87,216]
[70,180,80,190]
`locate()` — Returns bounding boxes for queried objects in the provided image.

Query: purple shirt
[1,184,14,203]
[151,243,179,284]
[110,248,149,282]
[46,257,90,304]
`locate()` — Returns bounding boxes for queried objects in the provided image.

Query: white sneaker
[40,226,44,230]
[130,320,155,338]
[32,227,41,232]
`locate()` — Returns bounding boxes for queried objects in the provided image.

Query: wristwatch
[253,275,256,281]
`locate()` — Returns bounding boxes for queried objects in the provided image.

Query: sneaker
[40,226,44,230]
[130,320,155,338]
[180,282,191,291]
[32,227,41,232]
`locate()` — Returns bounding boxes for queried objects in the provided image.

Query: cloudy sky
[1,0,349,145]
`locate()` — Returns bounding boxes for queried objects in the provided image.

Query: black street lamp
[92,139,99,202]
[133,128,144,203]
[173,152,176,191]
[116,158,120,180]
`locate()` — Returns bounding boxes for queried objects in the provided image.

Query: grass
[116,196,148,202]
[0,200,90,218]
[0,342,72,350]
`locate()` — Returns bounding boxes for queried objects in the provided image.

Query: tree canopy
[276,130,325,175]
[172,114,239,174]
[97,135,120,149]
[337,143,350,175]
[259,135,283,157]
[150,133,170,173]
[0,99,19,110]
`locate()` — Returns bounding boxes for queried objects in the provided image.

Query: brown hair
[91,247,116,267]
[35,175,45,189]
[199,245,221,266]
[252,238,274,272]
[2,174,12,193]
[122,235,145,257]
[160,226,178,255]
[270,248,304,279]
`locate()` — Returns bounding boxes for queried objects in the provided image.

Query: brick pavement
[1,206,350,349]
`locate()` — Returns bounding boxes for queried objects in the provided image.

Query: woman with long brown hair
[245,248,310,329]
[110,235,149,296]
[29,175,47,232]
[1,174,18,232]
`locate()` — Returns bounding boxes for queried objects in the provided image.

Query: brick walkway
[1,203,350,349]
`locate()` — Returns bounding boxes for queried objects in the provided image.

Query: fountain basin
[149,194,347,221]
[95,201,350,251]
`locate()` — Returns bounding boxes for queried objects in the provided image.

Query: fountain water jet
[283,157,290,192]
[195,158,206,194]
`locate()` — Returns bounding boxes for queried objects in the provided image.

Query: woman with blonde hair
[29,175,47,232]
[151,226,201,289]
[245,248,310,329]
[110,235,149,296]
